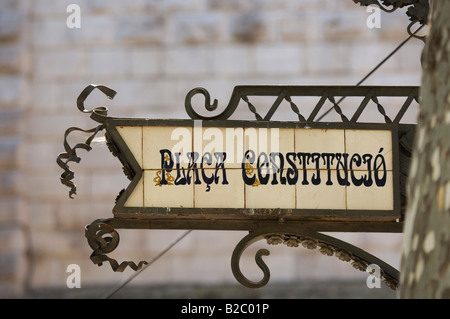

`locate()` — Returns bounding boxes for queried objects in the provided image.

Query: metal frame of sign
[57,84,419,289]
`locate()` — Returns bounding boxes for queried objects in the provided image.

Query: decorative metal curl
[56,84,116,198]
[56,125,105,198]
[185,87,222,120]
[76,84,116,124]
[231,229,399,290]
[231,231,271,289]
[85,220,148,272]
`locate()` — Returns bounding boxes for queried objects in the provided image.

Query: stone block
[24,141,59,171]
[305,43,351,75]
[164,0,205,13]
[0,197,27,225]
[33,0,86,16]
[0,76,24,106]
[116,14,166,45]
[254,44,304,75]
[231,12,268,43]
[0,228,26,255]
[278,13,310,42]
[32,18,70,48]
[210,45,250,76]
[0,44,23,74]
[130,47,162,76]
[89,48,130,77]
[318,9,368,41]
[163,47,211,77]
[0,136,20,168]
[28,201,56,230]
[0,170,20,196]
[33,50,87,80]
[0,10,22,40]
[70,15,116,45]
[174,13,223,44]
[208,0,251,12]
[30,81,62,113]
[0,109,21,135]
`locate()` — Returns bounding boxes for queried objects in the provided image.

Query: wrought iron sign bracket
[353,0,429,41]
[57,84,419,290]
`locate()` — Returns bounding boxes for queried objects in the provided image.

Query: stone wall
[0,0,424,297]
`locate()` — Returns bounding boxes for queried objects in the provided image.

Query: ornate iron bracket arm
[85,219,148,272]
[231,229,400,290]
[56,84,116,198]
[185,85,419,123]
[353,0,429,41]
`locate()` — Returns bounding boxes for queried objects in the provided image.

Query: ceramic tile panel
[124,176,144,207]
[143,126,192,170]
[346,171,394,210]
[295,128,345,170]
[143,169,194,208]
[117,126,143,167]
[345,129,393,171]
[245,169,296,209]
[296,170,346,210]
[194,169,244,208]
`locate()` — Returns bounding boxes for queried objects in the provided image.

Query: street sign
[57,84,418,289]
[111,120,399,220]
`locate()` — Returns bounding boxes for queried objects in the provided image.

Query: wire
[316,25,424,121]
[101,229,193,299]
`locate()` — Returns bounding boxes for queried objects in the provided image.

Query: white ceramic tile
[295,128,345,169]
[143,126,192,170]
[194,127,244,169]
[244,128,294,172]
[345,129,393,171]
[143,170,194,208]
[244,128,294,154]
[245,169,296,209]
[195,169,244,208]
[124,176,144,207]
[346,171,394,210]
[296,170,346,210]
[117,126,143,167]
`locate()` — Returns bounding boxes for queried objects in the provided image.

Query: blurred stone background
[0,0,424,298]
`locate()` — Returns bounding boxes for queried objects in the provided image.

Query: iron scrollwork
[85,219,148,272]
[185,85,419,123]
[231,229,399,290]
[56,84,115,198]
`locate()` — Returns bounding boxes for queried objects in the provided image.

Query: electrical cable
[101,230,193,299]
[316,25,424,121]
